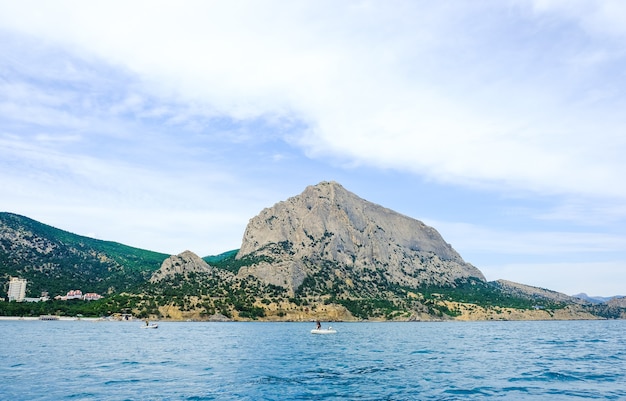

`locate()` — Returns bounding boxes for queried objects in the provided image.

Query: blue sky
[1,1,626,296]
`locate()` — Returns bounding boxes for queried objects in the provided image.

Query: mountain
[226,182,605,320]
[572,293,622,304]
[494,280,587,305]
[144,250,285,321]
[1,182,622,321]
[237,181,485,293]
[150,250,214,283]
[0,212,167,297]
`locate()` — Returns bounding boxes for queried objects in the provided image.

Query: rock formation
[150,250,213,283]
[236,181,485,292]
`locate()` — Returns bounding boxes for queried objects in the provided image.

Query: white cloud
[428,220,626,256]
[425,218,626,296]
[0,129,266,255]
[2,1,626,201]
[534,201,626,226]
[2,1,626,295]
[530,0,626,37]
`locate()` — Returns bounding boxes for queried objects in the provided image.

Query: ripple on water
[1,320,626,400]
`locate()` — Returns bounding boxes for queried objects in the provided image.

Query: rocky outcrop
[0,222,57,256]
[236,181,485,292]
[150,250,212,283]
[493,279,589,305]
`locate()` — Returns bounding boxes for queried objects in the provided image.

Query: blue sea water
[1,320,625,400]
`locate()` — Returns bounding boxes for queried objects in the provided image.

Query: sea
[1,319,625,400]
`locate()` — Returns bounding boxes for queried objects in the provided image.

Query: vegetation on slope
[0,213,168,297]
[0,213,622,321]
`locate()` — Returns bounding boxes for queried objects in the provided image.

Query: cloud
[1,1,626,203]
[0,132,258,254]
[534,201,626,226]
[2,1,626,297]
[428,220,626,256]
[529,0,626,37]
[427,218,626,296]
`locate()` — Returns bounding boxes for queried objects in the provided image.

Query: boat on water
[311,327,337,334]
[141,322,159,329]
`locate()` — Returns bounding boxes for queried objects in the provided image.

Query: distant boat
[141,322,159,329]
[311,327,336,334]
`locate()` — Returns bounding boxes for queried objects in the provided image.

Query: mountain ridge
[1,182,624,320]
[0,212,166,296]
[572,293,623,304]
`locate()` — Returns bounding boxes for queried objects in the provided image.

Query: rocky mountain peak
[236,181,485,292]
[150,250,212,283]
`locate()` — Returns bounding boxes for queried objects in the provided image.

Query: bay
[1,319,625,400]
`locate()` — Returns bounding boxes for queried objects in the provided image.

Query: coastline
[0,316,103,321]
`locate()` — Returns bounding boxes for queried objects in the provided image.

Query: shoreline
[0,316,103,321]
[0,315,615,322]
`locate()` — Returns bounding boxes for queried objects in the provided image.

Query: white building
[83,292,102,301]
[8,277,27,302]
[66,289,83,300]
[55,289,102,301]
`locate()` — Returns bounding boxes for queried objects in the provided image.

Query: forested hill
[0,212,167,297]
[2,181,625,322]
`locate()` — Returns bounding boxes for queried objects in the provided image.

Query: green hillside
[0,212,168,297]
[1,212,623,321]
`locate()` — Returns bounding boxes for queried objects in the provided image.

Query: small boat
[311,327,337,334]
[141,323,159,329]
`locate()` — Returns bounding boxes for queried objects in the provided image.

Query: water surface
[1,320,625,400]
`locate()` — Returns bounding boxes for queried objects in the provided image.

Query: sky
[1,1,626,296]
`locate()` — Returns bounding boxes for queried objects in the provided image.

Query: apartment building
[8,277,27,302]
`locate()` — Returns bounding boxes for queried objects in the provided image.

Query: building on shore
[55,289,102,301]
[65,290,83,300]
[83,292,103,301]
[8,277,27,302]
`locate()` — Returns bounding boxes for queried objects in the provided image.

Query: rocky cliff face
[150,250,213,283]
[236,181,485,292]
